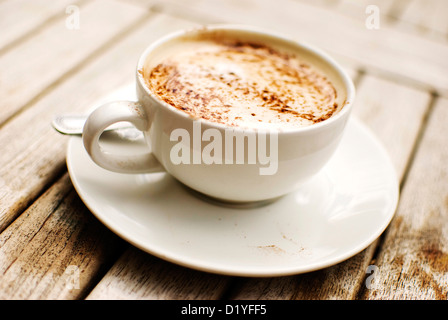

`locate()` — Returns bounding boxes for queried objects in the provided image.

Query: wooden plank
[397,0,448,39]
[86,247,230,299]
[351,75,431,175]
[0,0,145,126]
[0,0,82,52]
[230,74,431,300]
[337,0,448,42]
[336,0,402,19]
[0,174,126,299]
[155,0,448,95]
[0,2,153,232]
[133,0,218,24]
[361,97,448,300]
[0,12,197,233]
[297,0,340,8]
[0,13,220,298]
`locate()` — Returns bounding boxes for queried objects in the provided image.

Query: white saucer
[66,93,398,277]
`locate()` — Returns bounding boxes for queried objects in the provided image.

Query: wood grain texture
[351,74,431,175]
[0,174,126,299]
[0,0,82,52]
[0,11,181,233]
[0,12,222,300]
[336,0,406,20]
[231,74,432,300]
[361,97,448,300]
[86,247,231,300]
[396,0,448,40]
[0,0,145,126]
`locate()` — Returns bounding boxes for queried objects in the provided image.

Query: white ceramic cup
[82,25,355,203]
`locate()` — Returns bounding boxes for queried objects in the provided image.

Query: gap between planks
[0,173,127,299]
[0,12,200,299]
[354,91,439,299]
[0,9,156,131]
[362,97,448,299]
[0,0,159,234]
[0,0,90,56]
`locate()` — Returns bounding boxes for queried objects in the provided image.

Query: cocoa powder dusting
[144,40,338,129]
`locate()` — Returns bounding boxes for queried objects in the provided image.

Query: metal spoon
[52,115,142,140]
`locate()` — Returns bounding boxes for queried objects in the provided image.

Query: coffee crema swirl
[143,40,338,129]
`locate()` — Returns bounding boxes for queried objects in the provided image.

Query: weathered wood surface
[86,247,231,300]
[397,0,448,41]
[361,97,448,300]
[0,0,150,232]
[0,174,126,299]
[0,0,447,300]
[0,0,80,52]
[0,0,145,126]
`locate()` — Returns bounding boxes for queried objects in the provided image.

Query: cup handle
[82,100,164,173]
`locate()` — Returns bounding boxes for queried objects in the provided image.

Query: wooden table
[1,0,447,301]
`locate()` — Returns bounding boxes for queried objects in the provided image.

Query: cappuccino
[83,26,354,201]
[142,37,339,129]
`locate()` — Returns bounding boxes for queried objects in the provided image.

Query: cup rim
[136,24,355,134]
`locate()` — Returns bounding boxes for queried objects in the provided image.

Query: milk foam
[144,40,338,129]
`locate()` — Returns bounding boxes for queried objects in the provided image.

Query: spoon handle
[52,115,133,135]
